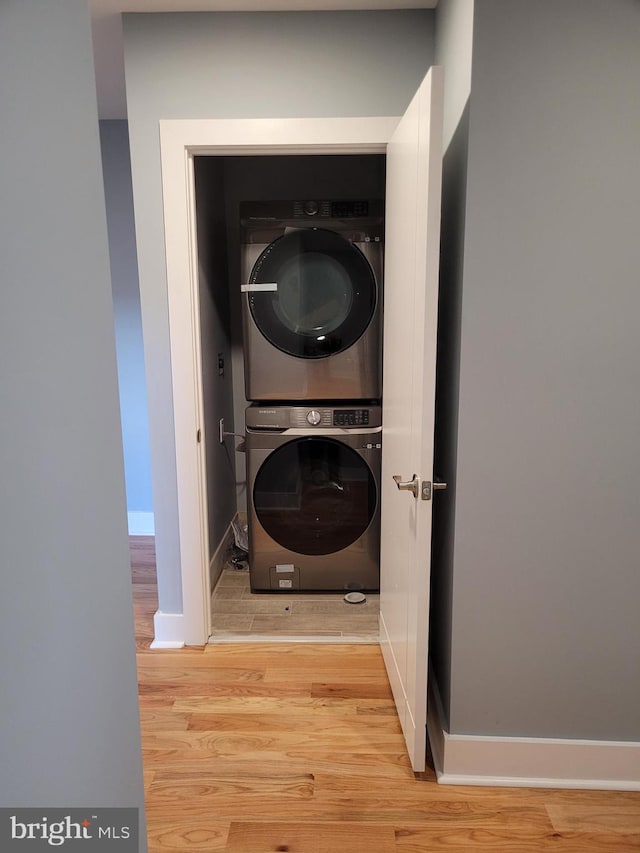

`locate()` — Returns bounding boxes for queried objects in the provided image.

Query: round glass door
[248,228,377,359]
[253,438,377,556]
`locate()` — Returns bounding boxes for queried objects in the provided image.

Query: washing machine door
[247,228,377,359]
[253,437,377,556]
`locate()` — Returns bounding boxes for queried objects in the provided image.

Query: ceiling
[90,0,437,118]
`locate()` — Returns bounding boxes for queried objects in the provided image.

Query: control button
[304,200,319,216]
[307,410,321,425]
[332,410,376,426]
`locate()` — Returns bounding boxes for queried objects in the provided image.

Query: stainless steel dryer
[241,200,384,402]
[246,403,382,592]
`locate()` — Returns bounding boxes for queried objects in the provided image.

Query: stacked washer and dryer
[241,199,384,592]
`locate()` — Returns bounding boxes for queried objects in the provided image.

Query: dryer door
[246,228,377,359]
[253,437,377,555]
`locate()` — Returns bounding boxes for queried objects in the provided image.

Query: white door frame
[159,117,400,646]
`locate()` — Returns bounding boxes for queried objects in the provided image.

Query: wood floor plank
[263,668,390,684]
[395,825,640,851]
[171,695,396,714]
[309,798,552,828]
[146,819,229,852]
[310,681,392,699]
[141,729,407,758]
[149,769,315,788]
[136,650,210,666]
[140,682,309,699]
[142,747,413,778]
[224,821,397,853]
[146,788,555,828]
[547,804,640,834]
[139,709,191,731]
[135,665,265,684]
[201,642,383,663]
[170,685,314,705]
[137,695,178,710]
[146,773,314,819]
[145,757,414,783]
[186,712,402,734]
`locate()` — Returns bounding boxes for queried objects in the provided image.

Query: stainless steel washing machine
[246,403,382,592]
[241,200,384,402]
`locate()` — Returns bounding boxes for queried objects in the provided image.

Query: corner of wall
[150,610,185,649]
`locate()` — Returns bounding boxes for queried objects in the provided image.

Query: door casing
[159,117,400,645]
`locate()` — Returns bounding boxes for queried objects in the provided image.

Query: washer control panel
[246,404,382,430]
[292,200,370,219]
[289,408,333,428]
[333,409,370,426]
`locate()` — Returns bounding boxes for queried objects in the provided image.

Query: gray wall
[0,0,147,842]
[123,10,435,614]
[434,0,474,151]
[448,0,640,740]
[193,158,238,571]
[430,0,474,726]
[100,120,154,518]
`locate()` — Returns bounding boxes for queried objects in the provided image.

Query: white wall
[123,10,435,615]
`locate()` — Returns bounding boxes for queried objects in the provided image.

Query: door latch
[421,480,448,501]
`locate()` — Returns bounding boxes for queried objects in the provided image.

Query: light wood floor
[131,536,640,852]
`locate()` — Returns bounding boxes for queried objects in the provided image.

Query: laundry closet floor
[210,568,380,643]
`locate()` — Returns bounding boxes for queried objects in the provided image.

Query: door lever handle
[393,474,419,499]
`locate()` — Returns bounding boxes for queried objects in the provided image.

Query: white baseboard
[427,674,640,791]
[150,610,184,649]
[127,511,155,536]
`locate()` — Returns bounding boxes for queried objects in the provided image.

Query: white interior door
[379,66,444,773]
